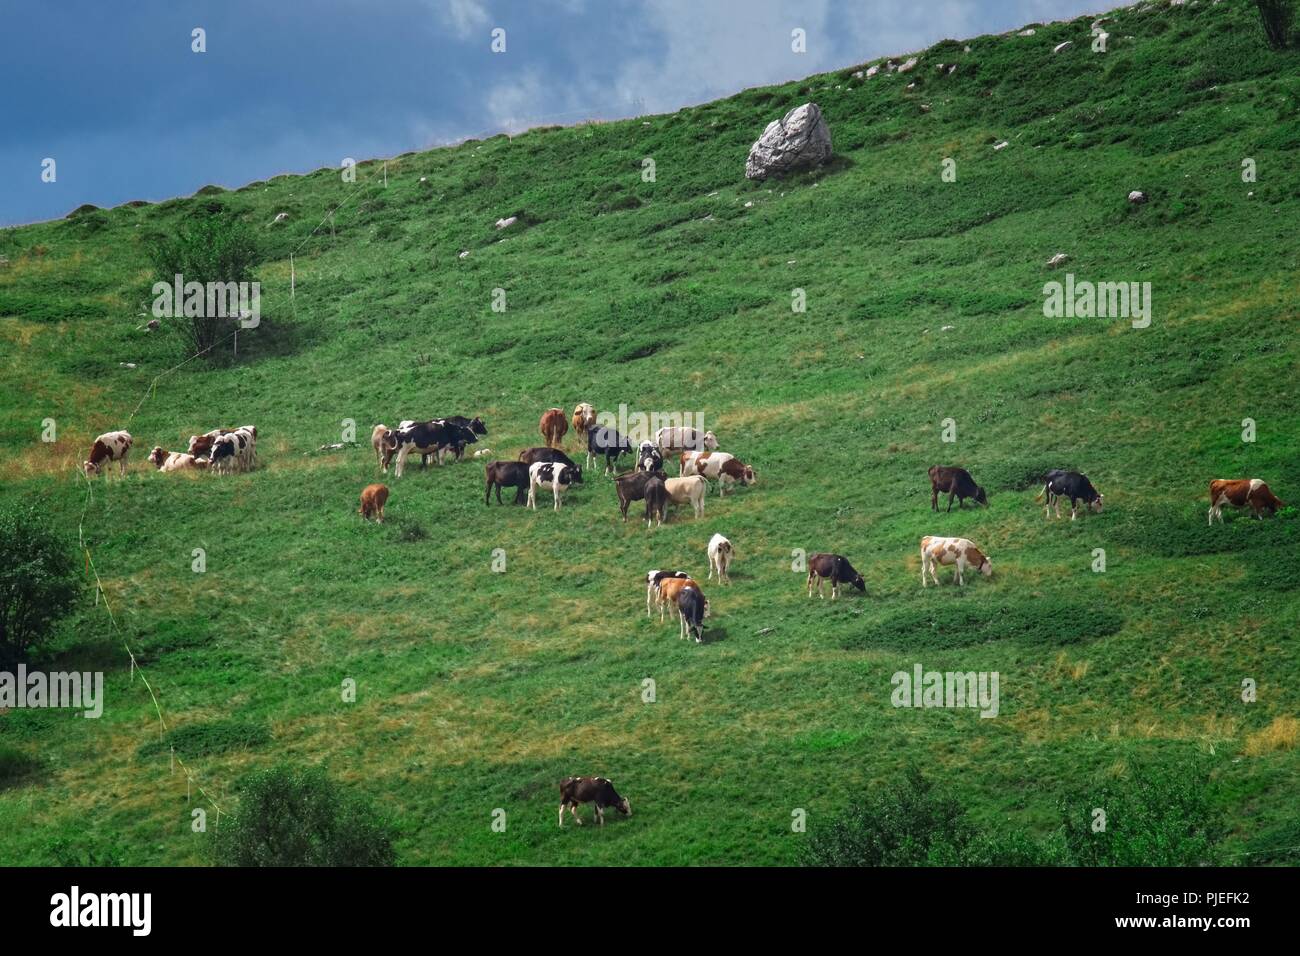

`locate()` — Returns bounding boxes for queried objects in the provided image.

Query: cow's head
[83,460,100,477]
[979,557,994,577]
[851,574,866,592]
[703,430,719,450]
[974,485,989,506]
[470,417,487,436]
[567,465,583,484]
[148,446,167,468]
[742,465,757,485]
[1089,494,1104,514]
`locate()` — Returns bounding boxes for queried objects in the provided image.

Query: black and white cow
[440,416,487,461]
[636,440,663,474]
[519,446,579,469]
[586,425,633,475]
[645,569,691,618]
[1037,470,1104,520]
[527,461,582,510]
[209,426,256,475]
[382,420,457,477]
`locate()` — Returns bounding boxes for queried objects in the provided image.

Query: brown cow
[929,465,987,512]
[539,408,568,448]
[806,553,865,599]
[558,776,630,827]
[359,483,389,523]
[571,403,596,443]
[1208,479,1284,525]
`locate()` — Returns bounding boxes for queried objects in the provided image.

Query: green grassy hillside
[1,0,1298,865]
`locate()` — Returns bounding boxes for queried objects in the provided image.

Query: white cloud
[437,0,491,40]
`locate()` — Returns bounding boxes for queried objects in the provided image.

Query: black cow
[558,776,630,827]
[677,586,707,643]
[928,465,988,512]
[644,475,669,527]
[806,553,865,599]
[519,446,578,469]
[586,426,633,475]
[1037,469,1103,520]
[440,416,487,462]
[484,460,530,505]
[382,420,457,477]
[615,469,666,521]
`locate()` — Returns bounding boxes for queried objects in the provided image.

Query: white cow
[664,475,708,518]
[707,533,734,584]
[920,536,993,587]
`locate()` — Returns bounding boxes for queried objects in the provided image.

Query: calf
[707,533,734,584]
[359,483,389,522]
[484,460,531,505]
[928,465,987,512]
[540,408,568,448]
[1208,479,1284,525]
[84,430,133,477]
[806,553,865,599]
[646,569,690,618]
[920,536,992,587]
[519,446,578,469]
[636,440,663,474]
[527,461,580,510]
[586,425,633,475]
[655,426,719,464]
[681,451,757,496]
[147,447,209,473]
[617,469,667,521]
[664,475,708,519]
[644,475,670,527]
[677,586,707,643]
[1037,470,1103,520]
[558,776,630,827]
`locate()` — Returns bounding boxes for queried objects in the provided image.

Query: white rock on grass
[897,56,918,73]
[1053,41,1072,53]
[745,102,833,180]
[993,140,1009,150]
[494,216,517,229]
[458,250,470,259]
[1047,253,1070,268]
[1128,190,1148,204]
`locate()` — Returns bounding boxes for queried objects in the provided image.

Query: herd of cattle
[76,405,1288,827]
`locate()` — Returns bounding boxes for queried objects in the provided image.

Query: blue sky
[0,0,1114,226]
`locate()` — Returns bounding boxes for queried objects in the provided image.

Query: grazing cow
[586,425,633,475]
[527,461,581,510]
[84,431,133,477]
[636,440,663,474]
[806,553,865,599]
[370,424,391,469]
[571,403,597,443]
[920,536,993,587]
[359,483,389,523]
[1036,470,1104,520]
[617,469,667,521]
[655,426,719,465]
[653,576,710,624]
[382,420,457,477]
[677,586,707,642]
[187,428,234,459]
[209,426,257,475]
[646,569,691,618]
[484,461,531,505]
[147,447,209,473]
[518,446,579,469]
[644,475,670,527]
[1208,479,1285,525]
[540,408,568,448]
[664,475,708,519]
[707,533,734,584]
[681,451,757,496]
[558,776,630,827]
[928,465,987,512]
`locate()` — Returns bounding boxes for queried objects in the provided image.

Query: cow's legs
[554,486,563,510]
[596,805,605,826]
[831,582,839,600]
[1070,499,1078,521]
[931,488,939,512]
[947,492,955,513]
[526,481,537,509]
[377,504,384,523]
[955,559,966,586]
[807,572,815,598]
[558,803,567,827]
[570,804,583,826]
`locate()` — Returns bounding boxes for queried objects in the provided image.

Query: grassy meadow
[1,0,1298,865]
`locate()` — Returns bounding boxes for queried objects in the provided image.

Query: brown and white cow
[920,536,992,587]
[359,483,389,522]
[1208,479,1284,525]
[664,475,708,518]
[187,428,234,459]
[371,424,391,470]
[84,431,133,477]
[147,447,209,473]
[539,408,568,448]
[571,403,596,443]
[558,776,630,827]
[655,426,718,465]
[680,451,757,496]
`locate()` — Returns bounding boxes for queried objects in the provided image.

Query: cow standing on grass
[83,431,133,477]
[928,465,987,512]
[806,553,865,599]
[540,408,568,448]
[707,533,734,584]
[586,425,634,476]
[655,426,718,470]
[359,483,389,523]
[636,440,663,474]
[527,461,580,510]
[558,776,630,827]
[1208,479,1284,524]
[1037,470,1104,520]
[484,461,531,505]
[571,403,597,444]
[646,569,690,618]
[920,536,992,587]
[664,475,708,519]
[618,469,667,522]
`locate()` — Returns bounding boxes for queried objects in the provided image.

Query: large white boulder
[745,103,833,180]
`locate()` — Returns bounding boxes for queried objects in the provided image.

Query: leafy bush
[210,765,397,867]
[0,503,80,668]
[841,599,1123,651]
[1256,0,1295,48]
[147,214,261,360]
[0,743,43,789]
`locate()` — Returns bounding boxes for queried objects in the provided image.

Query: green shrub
[137,718,270,760]
[841,599,1123,651]
[0,504,80,668]
[210,765,397,867]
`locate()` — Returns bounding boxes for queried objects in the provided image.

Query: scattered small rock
[458,250,470,259]
[920,103,932,113]
[1018,28,1036,36]
[757,627,775,636]
[119,363,137,369]
[897,56,918,73]
[865,64,880,78]
[1128,190,1148,204]
[941,325,955,332]
[270,211,288,225]
[1053,41,1072,53]
[472,448,494,457]
[494,216,517,229]
[744,201,754,207]
[993,140,1009,150]
[1047,252,1069,268]
[147,318,161,331]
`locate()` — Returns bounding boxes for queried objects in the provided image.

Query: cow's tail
[1034,483,1048,503]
